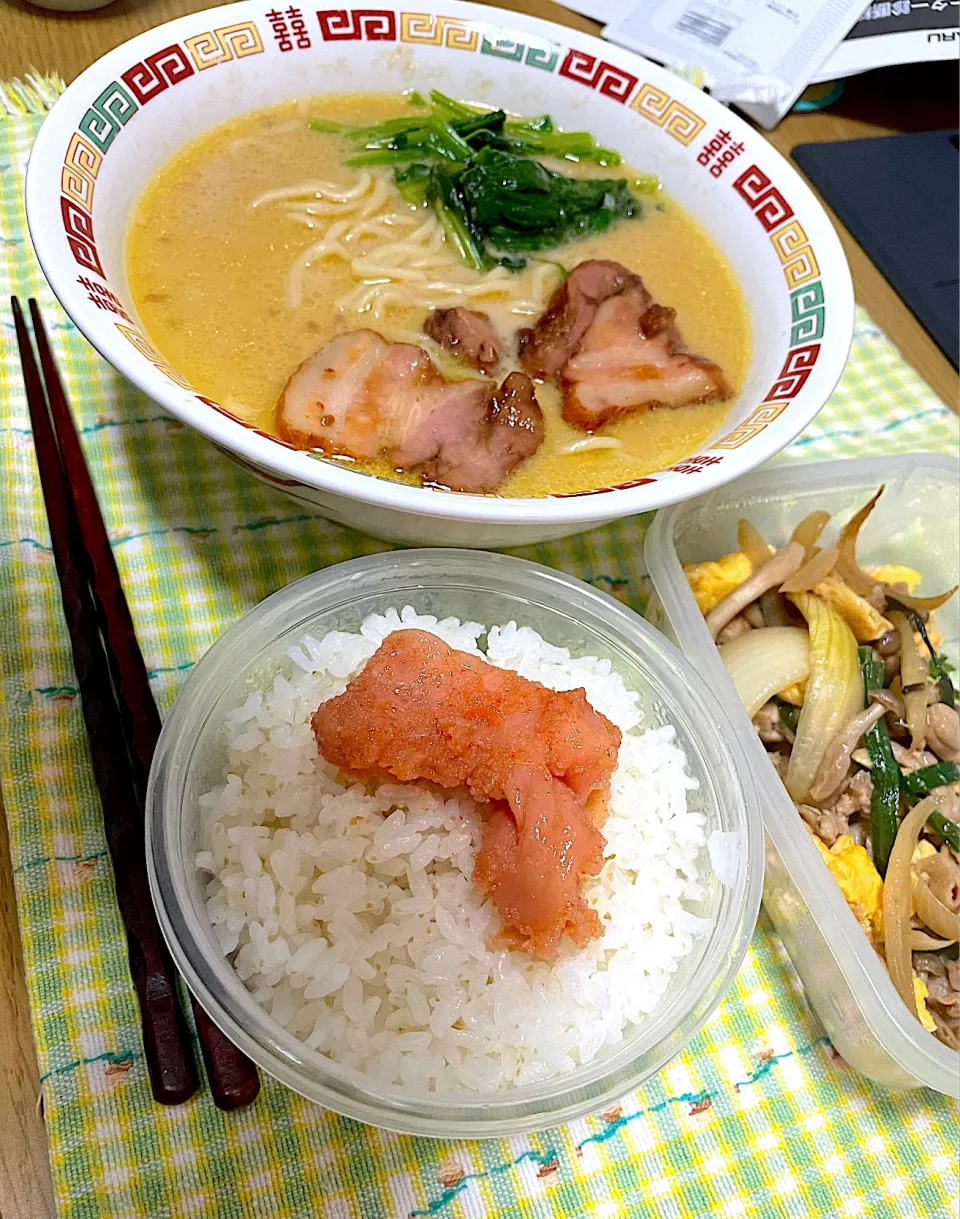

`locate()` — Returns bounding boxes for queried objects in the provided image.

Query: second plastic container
[644,453,959,1095]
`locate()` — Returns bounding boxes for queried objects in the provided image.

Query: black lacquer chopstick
[26,300,261,1111]
[14,297,261,1109]
[29,297,163,782]
[13,297,198,1105]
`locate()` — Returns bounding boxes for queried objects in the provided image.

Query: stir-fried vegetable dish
[685,488,959,1047]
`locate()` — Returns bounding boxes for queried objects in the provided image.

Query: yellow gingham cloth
[2,87,959,1219]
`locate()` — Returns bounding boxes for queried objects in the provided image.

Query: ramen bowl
[26,0,853,547]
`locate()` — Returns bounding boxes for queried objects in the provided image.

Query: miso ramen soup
[127,94,750,497]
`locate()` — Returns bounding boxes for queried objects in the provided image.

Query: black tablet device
[793,130,958,368]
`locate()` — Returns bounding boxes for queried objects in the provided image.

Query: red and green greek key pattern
[55,8,701,288]
[732,164,794,232]
[76,80,137,156]
[556,48,637,102]
[705,162,827,453]
[120,45,195,105]
[790,281,825,345]
[480,36,559,71]
[60,194,105,278]
[766,343,821,400]
[57,19,265,286]
[315,8,397,39]
[183,21,265,68]
[733,165,820,290]
[313,10,638,101]
[53,5,832,488]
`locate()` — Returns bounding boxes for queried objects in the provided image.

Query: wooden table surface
[0,3,957,1216]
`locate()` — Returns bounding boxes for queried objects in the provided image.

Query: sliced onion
[836,488,884,597]
[908,930,956,951]
[836,489,956,612]
[719,627,810,720]
[791,509,831,558]
[809,575,894,643]
[914,874,960,942]
[785,593,863,804]
[781,546,839,594]
[915,850,960,912]
[837,488,957,612]
[882,791,950,1026]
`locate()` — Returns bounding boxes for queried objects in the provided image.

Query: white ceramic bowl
[26,0,853,547]
[147,550,763,1135]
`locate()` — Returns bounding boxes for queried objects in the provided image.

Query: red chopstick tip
[151,1075,200,1107]
[192,1002,261,1111]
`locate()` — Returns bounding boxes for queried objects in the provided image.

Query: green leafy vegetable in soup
[309,90,656,271]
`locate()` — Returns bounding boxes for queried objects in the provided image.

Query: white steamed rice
[197,607,710,1092]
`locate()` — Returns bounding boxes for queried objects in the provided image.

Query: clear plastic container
[644,453,960,1094]
[147,550,763,1136]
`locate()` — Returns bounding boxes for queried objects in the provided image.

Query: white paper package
[601,0,868,127]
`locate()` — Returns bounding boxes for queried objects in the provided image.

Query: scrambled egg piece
[812,576,893,642]
[814,837,935,949]
[683,551,753,615]
[778,680,807,706]
[870,565,922,593]
[811,834,883,942]
[913,840,937,865]
[913,975,938,1032]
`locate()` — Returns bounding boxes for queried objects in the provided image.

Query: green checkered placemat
[2,83,959,1219]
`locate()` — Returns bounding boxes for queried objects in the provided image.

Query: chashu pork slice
[423,307,502,375]
[517,259,645,379]
[561,292,730,430]
[277,330,543,492]
[516,258,731,431]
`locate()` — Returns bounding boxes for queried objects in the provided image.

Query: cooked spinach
[460,150,642,251]
[394,150,642,269]
[308,91,658,270]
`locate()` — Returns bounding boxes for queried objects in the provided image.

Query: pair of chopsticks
[12,298,260,1111]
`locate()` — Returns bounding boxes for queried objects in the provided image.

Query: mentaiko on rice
[197,608,712,1092]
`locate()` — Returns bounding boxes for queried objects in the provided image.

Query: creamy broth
[127,95,750,497]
